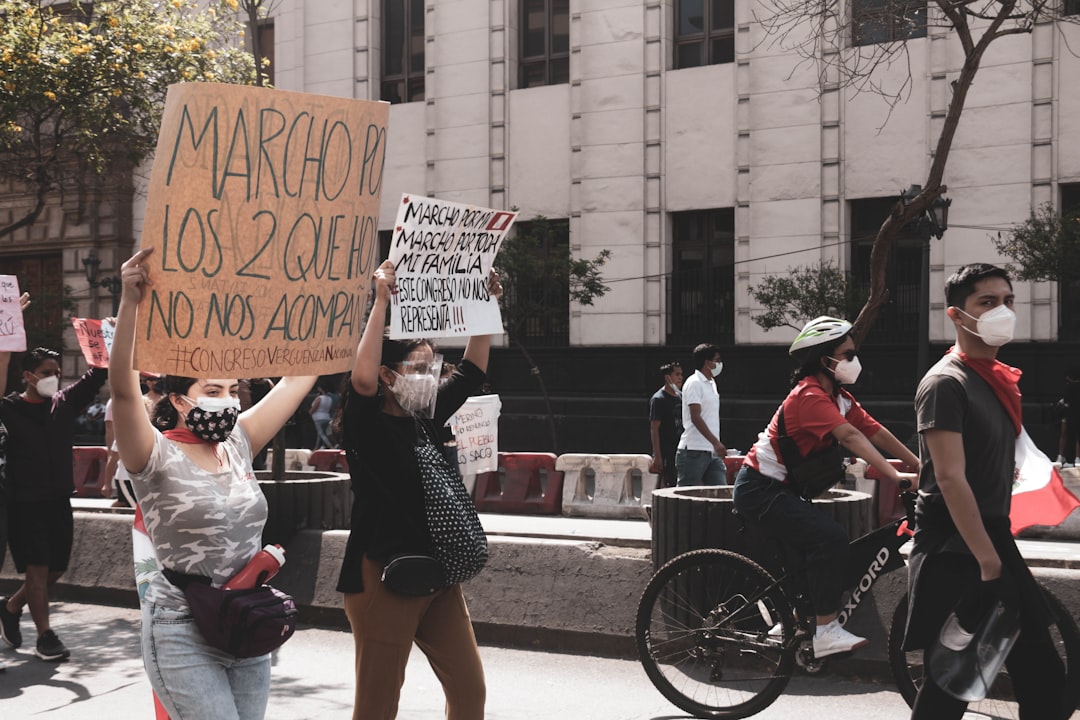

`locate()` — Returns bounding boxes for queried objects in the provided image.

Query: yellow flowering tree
[0,0,256,239]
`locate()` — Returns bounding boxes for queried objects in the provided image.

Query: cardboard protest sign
[446,394,501,476]
[387,194,515,339]
[72,318,110,368]
[135,83,389,377]
[0,275,27,352]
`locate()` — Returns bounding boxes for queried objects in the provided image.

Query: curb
[2,510,1078,671]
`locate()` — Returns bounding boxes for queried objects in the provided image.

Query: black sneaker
[0,597,22,649]
[35,630,70,661]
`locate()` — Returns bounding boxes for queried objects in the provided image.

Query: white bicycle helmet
[788,316,852,355]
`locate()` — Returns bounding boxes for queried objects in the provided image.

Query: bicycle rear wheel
[888,583,1080,718]
[636,549,796,719]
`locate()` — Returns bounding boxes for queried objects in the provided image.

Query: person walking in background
[675,344,727,486]
[310,384,334,449]
[0,291,29,671]
[109,247,317,720]
[336,259,500,720]
[905,264,1069,719]
[0,343,107,661]
[733,316,918,659]
[649,361,684,488]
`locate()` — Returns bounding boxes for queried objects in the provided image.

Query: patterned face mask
[183,396,241,443]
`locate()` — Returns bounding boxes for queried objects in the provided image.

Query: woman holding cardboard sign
[337,259,500,720]
[110,247,317,720]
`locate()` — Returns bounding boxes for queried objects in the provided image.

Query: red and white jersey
[745,376,882,481]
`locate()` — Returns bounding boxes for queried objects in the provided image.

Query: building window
[1065,0,1080,15]
[849,198,923,343]
[1060,183,1080,340]
[501,219,571,347]
[255,19,275,87]
[851,0,927,47]
[520,0,569,88]
[674,0,735,69]
[668,209,735,346]
[382,0,424,104]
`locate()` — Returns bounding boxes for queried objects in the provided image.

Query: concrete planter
[649,485,874,572]
[257,470,352,546]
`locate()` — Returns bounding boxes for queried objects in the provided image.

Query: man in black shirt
[906,264,1069,718]
[649,361,684,489]
[0,348,107,662]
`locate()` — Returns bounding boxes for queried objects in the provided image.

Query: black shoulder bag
[775,405,845,500]
[380,422,489,596]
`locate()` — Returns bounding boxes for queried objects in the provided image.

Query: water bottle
[927,599,1020,702]
[223,544,286,590]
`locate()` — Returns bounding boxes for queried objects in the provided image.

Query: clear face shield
[391,353,443,419]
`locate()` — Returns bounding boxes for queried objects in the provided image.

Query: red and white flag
[1011,428,1080,535]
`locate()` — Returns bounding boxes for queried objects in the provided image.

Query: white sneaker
[813,620,869,658]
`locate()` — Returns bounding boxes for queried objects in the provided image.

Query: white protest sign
[446,394,501,476]
[388,194,516,339]
[0,275,27,352]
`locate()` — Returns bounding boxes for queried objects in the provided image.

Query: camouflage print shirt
[126,425,266,610]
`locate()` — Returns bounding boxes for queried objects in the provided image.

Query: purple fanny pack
[164,569,298,658]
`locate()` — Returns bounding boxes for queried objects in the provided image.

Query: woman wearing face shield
[336,259,501,720]
[732,316,919,660]
[109,248,318,720]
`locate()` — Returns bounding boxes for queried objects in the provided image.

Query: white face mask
[710,361,724,378]
[184,396,241,413]
[957,305,1015,347]
[35,375,59,398]
[830,355,862,385]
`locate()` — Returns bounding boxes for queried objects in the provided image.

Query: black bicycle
[635,492,1080,719]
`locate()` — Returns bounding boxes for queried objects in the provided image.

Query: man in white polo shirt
[676,343,728,486]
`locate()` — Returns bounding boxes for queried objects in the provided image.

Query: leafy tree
[0,0,256,239]
[494,215,611,452]
[757,0,1080,344]
[993,202,1080,284]
[749,261,857,331]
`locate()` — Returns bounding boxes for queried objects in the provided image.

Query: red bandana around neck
[949,347,1022,435]
[163,427,213,446]
[163,427,224,467]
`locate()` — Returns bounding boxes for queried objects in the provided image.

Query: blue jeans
[732,465,848,616]
[675,448,728,486]
[141,602,271,720]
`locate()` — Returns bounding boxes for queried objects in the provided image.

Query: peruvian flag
[1011,428,1080,535]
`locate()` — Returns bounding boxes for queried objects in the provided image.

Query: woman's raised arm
[109,249,157,474]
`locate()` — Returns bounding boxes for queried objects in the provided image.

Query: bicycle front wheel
[636,549,796,719]
[888,583,1080,718]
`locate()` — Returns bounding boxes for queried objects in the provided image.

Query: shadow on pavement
[0,602,145,710]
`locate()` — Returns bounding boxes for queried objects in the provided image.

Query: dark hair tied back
[150,376,198,431]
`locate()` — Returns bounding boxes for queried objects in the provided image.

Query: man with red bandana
[904,263,1070,719]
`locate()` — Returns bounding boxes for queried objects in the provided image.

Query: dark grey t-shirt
[914,352,1016,527]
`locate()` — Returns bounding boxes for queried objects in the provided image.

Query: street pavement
[0,600,924,720]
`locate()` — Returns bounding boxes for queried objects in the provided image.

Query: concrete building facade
[261,0,1080,350]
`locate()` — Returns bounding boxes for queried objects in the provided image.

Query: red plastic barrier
[723,455,746,484]
[865,459,908,527]
[308,449,349,473]
[474,452,564,515]
[72,446,110,498]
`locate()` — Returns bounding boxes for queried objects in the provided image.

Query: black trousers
[910,550,1069,720]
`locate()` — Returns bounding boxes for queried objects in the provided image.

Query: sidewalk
[0,601,919,720]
